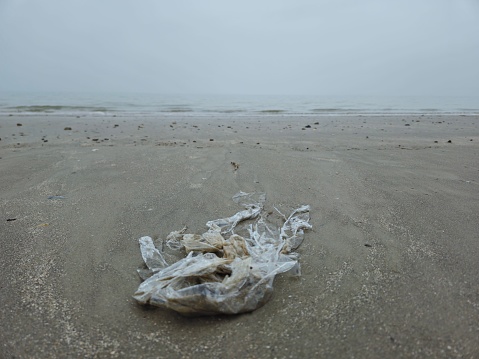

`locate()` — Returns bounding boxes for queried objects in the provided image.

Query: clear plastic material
[133,192,312,316]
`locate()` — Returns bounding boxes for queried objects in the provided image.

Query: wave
[162,107,193,113]
[311,108,342,112]
[7,105,109,113]
[257,109,285,113]
[419,108,440,112]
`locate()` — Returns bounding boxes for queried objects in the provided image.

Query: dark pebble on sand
[434,140,438,143]
[405,124,410,126]
[92,138,99,141]
[17,123,22,126]
[314,122,319,125]
[447,140,452,143]
[209,139,214,141]
[64,127,72,131]
[114,124,119,128]
[364,244,372,247]
[7,218,17,222]
[305,125,311,128]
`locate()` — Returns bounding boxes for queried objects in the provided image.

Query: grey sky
[1,0,478,96]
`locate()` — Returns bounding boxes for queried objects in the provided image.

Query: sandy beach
[1,114,478,358]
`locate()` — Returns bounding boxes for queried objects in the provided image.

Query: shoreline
[2,111,479,118]
[1,114,478,357]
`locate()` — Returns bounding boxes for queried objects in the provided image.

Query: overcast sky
[1,0,478,96]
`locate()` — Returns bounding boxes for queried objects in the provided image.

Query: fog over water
[1,0,479,96]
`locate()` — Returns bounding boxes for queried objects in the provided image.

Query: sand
[1,114,478,358]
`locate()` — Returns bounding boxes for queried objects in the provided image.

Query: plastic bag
[133,192,312,315]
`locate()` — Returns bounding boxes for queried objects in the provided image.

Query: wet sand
[1,114,478,358]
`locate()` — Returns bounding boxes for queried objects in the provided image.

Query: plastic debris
[133,192,312,316]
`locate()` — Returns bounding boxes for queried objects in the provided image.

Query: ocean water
[0,92,478,117]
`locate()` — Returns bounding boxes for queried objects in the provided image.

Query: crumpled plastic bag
[133,192,312,316]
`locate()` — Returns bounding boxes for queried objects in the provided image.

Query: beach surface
[1,114,478,358]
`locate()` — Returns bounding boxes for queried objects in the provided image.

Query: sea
[1,92,478,117]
